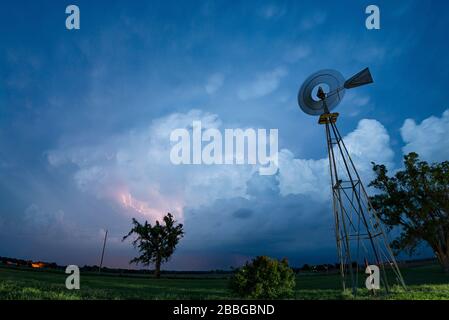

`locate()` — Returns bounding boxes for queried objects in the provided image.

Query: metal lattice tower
[320,112,405,293]
[298,68,406,294]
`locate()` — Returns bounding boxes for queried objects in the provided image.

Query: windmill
[297,68,406,294]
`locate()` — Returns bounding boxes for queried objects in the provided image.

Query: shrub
[229,256,296,299]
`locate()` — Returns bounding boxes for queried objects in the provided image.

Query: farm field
[1,264,449,300]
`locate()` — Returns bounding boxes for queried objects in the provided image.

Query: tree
[122,213,184,278]
[369,152,449,272]
[229,256,296,299]
[301,264,311,272]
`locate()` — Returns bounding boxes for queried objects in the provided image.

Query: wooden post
[98,229,108,273]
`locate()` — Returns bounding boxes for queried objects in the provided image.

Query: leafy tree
[122,213,184,278]
[301,264,311,272]
[230,256,296,299]
[369,152,449,272]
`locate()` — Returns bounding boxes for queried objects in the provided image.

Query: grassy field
[1,264,449,300]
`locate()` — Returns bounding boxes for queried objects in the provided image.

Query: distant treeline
[0,256,59,269]
[0,256,437,274]
[0,256,233,275]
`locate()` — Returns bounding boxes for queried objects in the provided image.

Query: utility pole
[98,229,108,273]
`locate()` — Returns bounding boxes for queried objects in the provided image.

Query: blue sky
[1,0,449,270]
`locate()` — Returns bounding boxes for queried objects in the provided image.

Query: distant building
[31,262,46,268]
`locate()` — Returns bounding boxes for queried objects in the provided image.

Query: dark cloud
[232,208,253,219]
[180,173,336,268]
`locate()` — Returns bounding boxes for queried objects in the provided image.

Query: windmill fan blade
[297,69,346,115]
[344,68,373,89]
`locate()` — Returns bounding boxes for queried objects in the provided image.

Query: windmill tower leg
[324,117,353,292]
[319,112,406,294]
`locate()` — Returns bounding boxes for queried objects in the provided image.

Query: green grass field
[1,264,449,300]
